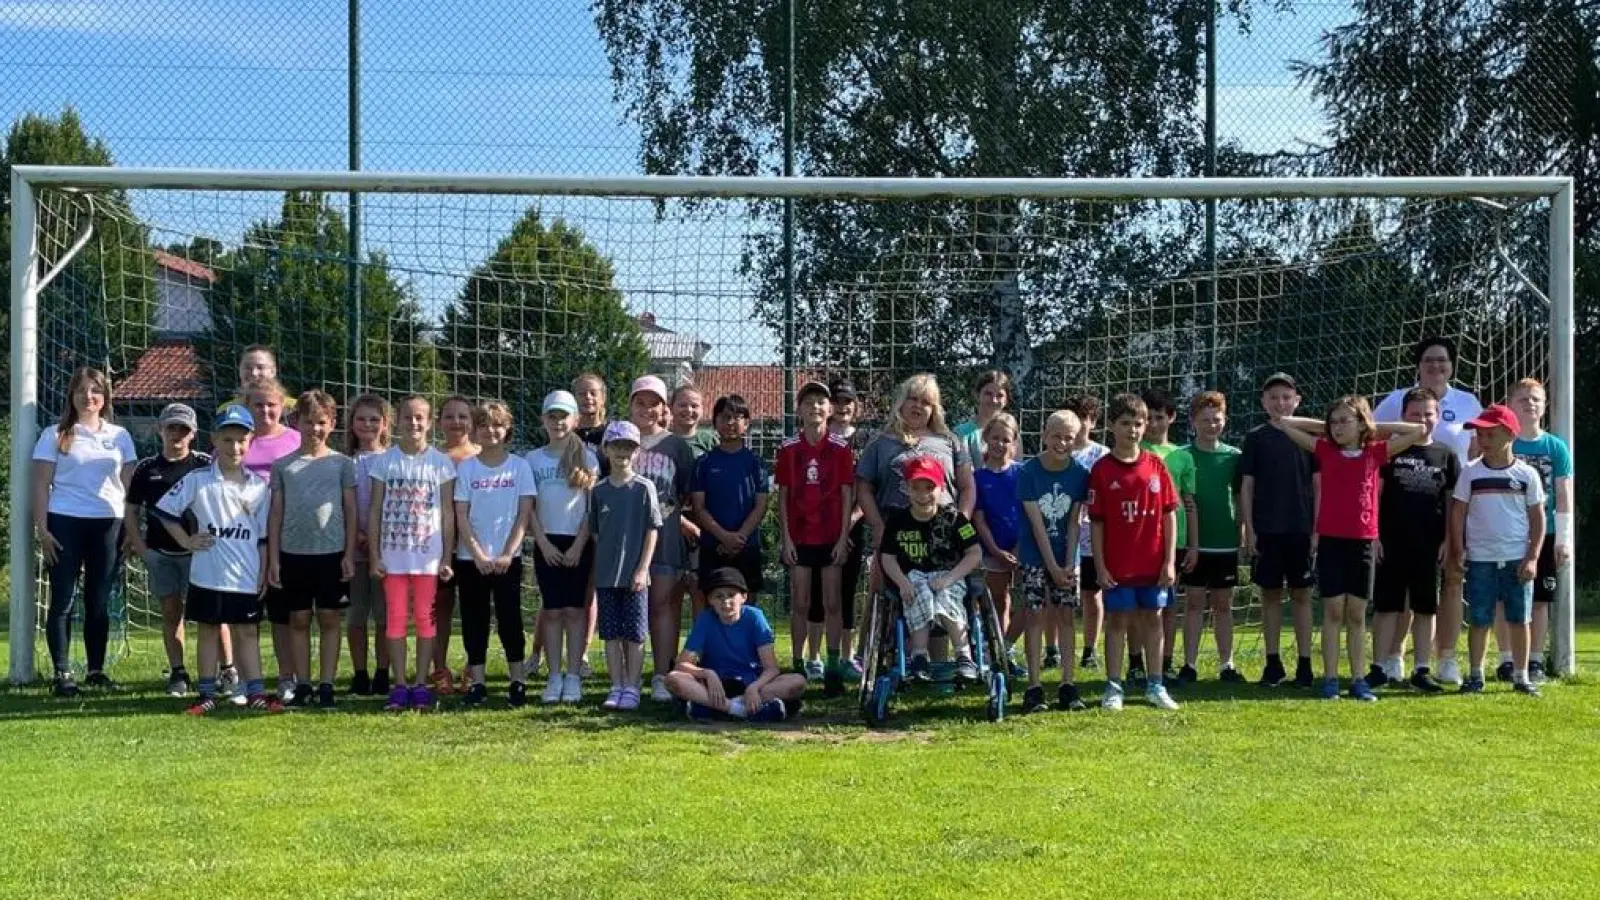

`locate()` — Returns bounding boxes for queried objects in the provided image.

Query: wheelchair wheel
[857,590,884,712]
[986,671,1007,722]
[980,594,1010,695]
[868,674,894,725]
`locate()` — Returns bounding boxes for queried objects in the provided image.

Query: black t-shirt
[882,506,978,574]
[1379,442,1460,547]
[1238,425,1317,536]
[576,423,608,449]
[127,451,213,554]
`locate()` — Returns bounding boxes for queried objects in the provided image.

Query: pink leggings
[383,574,439,640]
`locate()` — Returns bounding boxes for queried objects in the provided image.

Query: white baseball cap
[542,390,578,416]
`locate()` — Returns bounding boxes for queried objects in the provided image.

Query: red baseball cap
[1464,404,1520,434]
[902,455,946,486]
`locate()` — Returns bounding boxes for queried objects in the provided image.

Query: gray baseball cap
[157,403,198,431]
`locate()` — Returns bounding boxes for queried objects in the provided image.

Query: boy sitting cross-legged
[666,567,807,722]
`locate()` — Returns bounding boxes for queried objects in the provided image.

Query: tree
[596,1,1242,410]
[199,191,444,401]
[0,107,152,410]
[437,207,649,436]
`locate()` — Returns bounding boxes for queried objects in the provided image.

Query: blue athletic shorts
[1103,585,1169,613]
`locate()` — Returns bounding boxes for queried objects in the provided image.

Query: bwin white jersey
[156,465,270,594]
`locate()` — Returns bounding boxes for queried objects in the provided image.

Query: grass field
[3,626,1599,899]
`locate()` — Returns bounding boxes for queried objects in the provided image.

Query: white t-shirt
[1071,441,1110,557]
[1373,384,1481,463]
[155,465,270,594]
[526,444,599,537]
[455,454,536,560]
[369,445,457,575]
[1453,458,1545,562]
[32,422,138,519]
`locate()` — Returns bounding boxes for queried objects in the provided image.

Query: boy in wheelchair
[878,457,985,683]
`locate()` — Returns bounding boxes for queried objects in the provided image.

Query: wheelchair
[857,571,1011,724]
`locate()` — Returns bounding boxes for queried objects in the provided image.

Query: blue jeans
[45,513,121,673]
[1464,561,1533,628]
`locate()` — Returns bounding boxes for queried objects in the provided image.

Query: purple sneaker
[602,687,624,710]
[617,687,641,710]
[383,686,409,711]
[409,685,435,711]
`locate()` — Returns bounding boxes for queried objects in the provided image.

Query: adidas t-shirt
[155,465,270,594]
[455,454,537,560]
[369,445,458,575]
[1453,458,1545,562]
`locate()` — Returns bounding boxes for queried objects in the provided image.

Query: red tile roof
[690,366,841,421]
[152,250,217,284]
[119,342,212,402]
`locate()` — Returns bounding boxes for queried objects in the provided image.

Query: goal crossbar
[7,166,1578,683]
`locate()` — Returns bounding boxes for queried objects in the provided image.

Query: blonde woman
[855,374,976,548]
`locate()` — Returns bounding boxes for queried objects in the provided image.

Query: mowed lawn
[2,626,1599,900]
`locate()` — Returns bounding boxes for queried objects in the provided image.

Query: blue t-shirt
[1513,432,1572,534]
[694,446,768,533]
[973,462,1023,553]
[1015,456,1090,568]
[683,605,774,683]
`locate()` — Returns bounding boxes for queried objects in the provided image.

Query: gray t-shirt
[589,475,663,589]
[855,430,969,512]
[634,430,696,569]
[271,451,356,555]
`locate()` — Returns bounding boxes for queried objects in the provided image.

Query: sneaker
[430,667,455,695]
[291,684,314,708]
[1007,658,1029,680]
[1177,665,1198,684]
[384,686,410,711]
[247,692,286,713]
[840,658,864,684]
[462,682,488,708]
[785,697,804,720]
[1147,684,1180,711]
[822,667,844,699]
[1529,660,1548,684]
[507,681,528,708]
[1409,669,1444,694]
[185,696,218,716]
[1100,683,1124,712]
[350,670,371,696]
[408,685,436,711]
[1349,678,1378,703]
[953,655,979,683]
[687,701,717,721]
[618,687,642,711]
[542,678,564,705]
[1513,680,1542,698]
[907,654,932,683]
[372,668,391,696]
[166,669,190,697]
[1494,661,1514,683]
[317,682,336,709]
[1043,646,1060,670]
[578,658,593,679]
[1219,665,1246,684]
[1436,657,1463,686]
[53,672,79,698]
[1128,659,1147,688]
[83,671,120,691]
[219,666,245,705]
[1459,677,1485,694]
[1258,658,1287,687]
[1023,685,1049,714]
[1057,682,1086,712]
[749,698,786,723]
[1320,677,1341,701]
[1293,658,1315,689]
[1365,664,1389,689]
[526,651,541,680]
[1080,649,1098,671]
[560,673,583,704]
[602,687,624,710]
[650,674,671,703]
[1382,656,1404,683]
[805,659,825,682]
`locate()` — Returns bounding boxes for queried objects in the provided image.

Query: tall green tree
[1,107,152,412]
[437,207,648,436]
[200,191,444,401]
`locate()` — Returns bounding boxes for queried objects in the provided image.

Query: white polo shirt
[1373,384,1482,463]
[32,422,138,519]
[155,465,270,594]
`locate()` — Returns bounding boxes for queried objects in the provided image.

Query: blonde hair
[244,377,287,405]
[345,394,391,454]
[1326,395,1376,446]
[981,412,1019,461]
[472,400,514,430]
[572,372,608,426]
[887,373,951,445]
[1043,409,1082,441]
[56,367,114,453]
[543,409,597,490]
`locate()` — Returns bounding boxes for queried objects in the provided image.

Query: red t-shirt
[1314,438,1388,540]
[1087,450,1178,585]
[775,431,856,546]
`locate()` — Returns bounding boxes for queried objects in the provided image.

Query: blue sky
[1,0,1348,363]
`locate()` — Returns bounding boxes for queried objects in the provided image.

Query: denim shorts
[1464,560,1533,628]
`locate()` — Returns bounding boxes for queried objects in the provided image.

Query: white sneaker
[578,658,593,679]
[1147,685,1180,711]
[804,659,825,682]
[541,678,563,705]
[1382,656,1404,683]
[218,667,248,706]
[1101,684,1124,712]
[560,673,583,704]
[650,674,671,702]
[278,677,296,703]
[1437,657,1463,685]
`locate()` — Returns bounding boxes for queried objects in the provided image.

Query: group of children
[101,337,1571,719]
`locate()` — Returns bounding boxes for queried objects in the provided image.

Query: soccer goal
[7,167,1577,684]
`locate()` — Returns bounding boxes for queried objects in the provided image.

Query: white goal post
[8,166,1577,684]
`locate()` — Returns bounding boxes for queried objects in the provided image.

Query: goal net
[7,170,1575,682]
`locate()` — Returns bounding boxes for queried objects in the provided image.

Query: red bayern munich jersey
[775,431,856,546]
[1087,449,1178,585]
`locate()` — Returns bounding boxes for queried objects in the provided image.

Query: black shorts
[699,548,765,596]
[1183,551,1239,590]
[533,534,595,610]
[269,552,349,623]
[1078,557,1101,594]
[1533,535,1557,604]
[187,585,263,626]
[793,543,838,570]
[813,521,867,625]
[1316,537,1375,600]
[1252,533,1314,591]
[1373,542,1440,615]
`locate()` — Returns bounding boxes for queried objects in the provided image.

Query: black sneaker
[1513,680,1542,698]
[1043,646,1060,670]
[1219,666,1246,684]
[907,655,932,683]
[1459,677,1486,694]
[462,682,488,708]
[1494,661,1514,682]
[1177,665,1198,684]
[350,669,371,696]
[1258,657,1287,687]
[1293,658,1315,689]
[83,671,120,692]
[785,697,804,720]
[1409,669,1444,694]
[507,680,527,708]
[1080,650,1098,671]
[1529,660,1547,683]
[1366,664,1389,688]
[1022,685,1048,714]
[1128,654,1146,682]
[53,671,79,698]
[1056,682,1086,712]
[373,668,390,696]
[317,682,336,709]
[291,684,314,708]
[166,668,191,698]
[822,667,844,699]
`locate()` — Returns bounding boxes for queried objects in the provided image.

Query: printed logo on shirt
[101,439,116,450]
[469,473,519,491]
[208,521,254,541]
[1037,490,1074,536]
[1442,410,1456,422]
[1148,477,1160,494]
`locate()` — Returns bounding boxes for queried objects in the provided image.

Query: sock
[197,677,216,699]
[320,681,333,689]
[793,656,805,672]
[354,667,369,679]
[1266,652,1282,665]
[1500,650,1514,664]
[1415,666,1430,675]
[1046,644,1059,655]
[1388,655,1404,670]
[1161,656,1172,673]
[1148,673,1163,688]
[1514,668,1529,684]
[171,666,188,677]
[1129,653,1145,671]
[727,697,749,718]
[1470,667,1484,680]
[246,679,265,696]
[827,650,840,671]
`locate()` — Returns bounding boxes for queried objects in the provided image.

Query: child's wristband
[1555,512,1573,550]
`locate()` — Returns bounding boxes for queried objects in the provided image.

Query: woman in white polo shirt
[30,367,138,697]
[1372,335,1483,463]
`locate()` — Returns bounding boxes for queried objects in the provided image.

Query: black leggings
[45,513,121,673]
[457,558,527,666]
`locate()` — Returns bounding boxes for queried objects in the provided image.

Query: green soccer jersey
[1143,441,1192,547]
[1184,442,1242,552]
